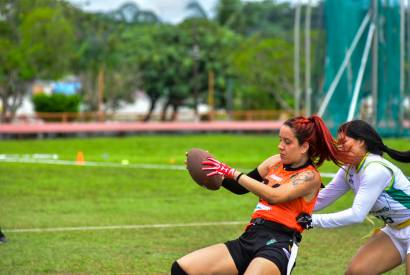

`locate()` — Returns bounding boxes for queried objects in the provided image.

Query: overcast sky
[68,0,223,23]
[67,0,315,24]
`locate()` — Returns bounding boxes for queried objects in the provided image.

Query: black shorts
[225,222,296,275]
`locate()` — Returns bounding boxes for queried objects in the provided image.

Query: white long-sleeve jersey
[313,153,410,228]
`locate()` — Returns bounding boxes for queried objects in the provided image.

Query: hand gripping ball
[186,148,222,190]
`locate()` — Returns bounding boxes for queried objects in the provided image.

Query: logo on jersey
[269,174,283,182]
[346,172,354,187]
[254,202,271,212]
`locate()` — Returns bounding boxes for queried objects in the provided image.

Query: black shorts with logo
[225,219,300,275]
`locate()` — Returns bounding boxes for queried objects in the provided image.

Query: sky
[67,0,316,24]
[68,0,224,23]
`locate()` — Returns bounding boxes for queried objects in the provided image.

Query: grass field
[0,134,409,274]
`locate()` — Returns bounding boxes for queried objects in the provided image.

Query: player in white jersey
[296,119,410,274]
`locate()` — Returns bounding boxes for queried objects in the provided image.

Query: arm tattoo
[291,171,315,187]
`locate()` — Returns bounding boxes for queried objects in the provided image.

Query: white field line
[0,158,338,234]
[0,156,338,178]
[4,221,246,233]
[0,157,186,170]
[321,173,337,178]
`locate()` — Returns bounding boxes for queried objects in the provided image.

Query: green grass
[0,134,409,274]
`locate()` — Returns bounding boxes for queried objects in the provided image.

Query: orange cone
[76,151,85,165]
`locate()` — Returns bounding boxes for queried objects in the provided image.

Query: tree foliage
[20,7,75,79]
[0,0,75,121]
[230,36,294,110]
[0,0,326,121]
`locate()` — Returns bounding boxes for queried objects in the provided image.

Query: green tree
[115,24,167,121]
[214,0,326,112]
[70,11,120,112]
[0,0,75,122]
[215,0,295,39]
[230,36,294,111]
[178,19,240,116]
[136,25,192,121]
[118,19,239,121]
[215,0,242,27]
[70,1,161,113]
[20,7,75,79]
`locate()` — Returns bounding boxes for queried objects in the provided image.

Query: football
[186,148,222,190]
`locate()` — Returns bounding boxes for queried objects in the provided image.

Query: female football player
[171,115,351,275]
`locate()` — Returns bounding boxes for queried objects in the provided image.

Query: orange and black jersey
[250,161,320,233]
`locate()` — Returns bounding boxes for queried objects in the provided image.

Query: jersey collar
[283,159,313,171]
[355,152,369,172]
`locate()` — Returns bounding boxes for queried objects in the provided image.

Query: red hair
[284,115,350,167]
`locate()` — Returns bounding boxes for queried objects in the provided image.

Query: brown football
[186,148,222,190]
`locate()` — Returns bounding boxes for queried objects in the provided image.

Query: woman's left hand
[296,212,313,229]
[202,157,236,179]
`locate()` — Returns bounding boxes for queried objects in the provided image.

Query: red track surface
[1,120,408,136]
[0,121,284,135]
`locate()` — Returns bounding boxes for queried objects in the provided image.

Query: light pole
[305,0,312,116]
[294,1,302,116]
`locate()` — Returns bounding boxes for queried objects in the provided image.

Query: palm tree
[184,1,209,118]
[186,0,208,19]
[113,2,139,23]
[110,2,160,24]
[215,0,242,27]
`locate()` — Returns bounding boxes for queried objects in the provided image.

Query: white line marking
[0,157,338,177]
[0,158,186,170]
[321,173,337,178]
[4,221,246,233]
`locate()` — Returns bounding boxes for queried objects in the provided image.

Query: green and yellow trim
[356,153,369,173]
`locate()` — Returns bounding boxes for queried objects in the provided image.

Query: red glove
[202,157,236,179]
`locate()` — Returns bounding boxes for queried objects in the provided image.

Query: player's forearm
[235,172,286,204]
[222,168,263,195]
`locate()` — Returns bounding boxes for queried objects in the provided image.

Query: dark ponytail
[338,120,410,163]
[383,146,410,163]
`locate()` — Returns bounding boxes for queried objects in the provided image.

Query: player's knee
[171,261,188,275]
[345,262,367,275]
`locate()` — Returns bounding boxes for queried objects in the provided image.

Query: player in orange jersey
[171,115,351,275]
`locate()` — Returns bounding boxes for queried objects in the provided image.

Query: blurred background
[1,1,410,274]
[0,0,409,137]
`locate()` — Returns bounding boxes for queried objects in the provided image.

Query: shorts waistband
[249,218,301,242]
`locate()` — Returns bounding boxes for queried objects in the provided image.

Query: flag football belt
[362,219,410,240]
[391,219,410,229]
[249,218,302,243]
